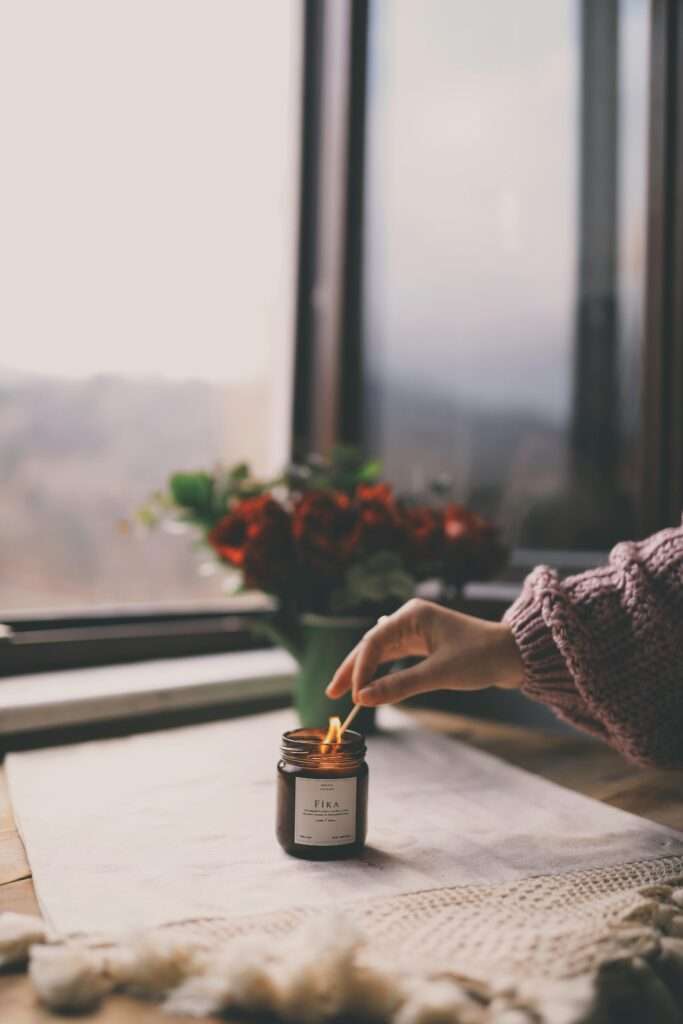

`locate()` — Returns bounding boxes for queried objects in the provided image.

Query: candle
[276,723,369,859]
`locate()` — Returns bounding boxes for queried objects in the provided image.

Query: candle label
[294,777,357,846]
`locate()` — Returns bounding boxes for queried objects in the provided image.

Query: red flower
[352,483,401,554]
[355,483,394,504]
[401,505,443,565]
[292,490,357,576]
[208,495,292,591]
[443,503,506,585]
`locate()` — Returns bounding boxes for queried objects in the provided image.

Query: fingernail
[325,684,334,696]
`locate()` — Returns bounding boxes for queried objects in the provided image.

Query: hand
[325,598,523,707]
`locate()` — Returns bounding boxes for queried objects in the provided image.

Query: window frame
[292,0,369,456]
[0,607,275,677]
[1,1,312,674]
[641,0,683,534]
[297,0,683,551]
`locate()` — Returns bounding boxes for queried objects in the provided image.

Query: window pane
[363,0,649,557]
[0,1,300,613]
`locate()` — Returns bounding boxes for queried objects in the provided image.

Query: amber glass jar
[276,728,368,859]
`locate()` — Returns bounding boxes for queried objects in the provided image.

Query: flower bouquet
[141,447,507,728]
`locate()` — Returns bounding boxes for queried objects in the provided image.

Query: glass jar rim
[280,727,366,767]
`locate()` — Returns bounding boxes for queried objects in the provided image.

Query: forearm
[504,520,683,766]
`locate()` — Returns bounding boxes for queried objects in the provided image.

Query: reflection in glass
[363,0,649,554]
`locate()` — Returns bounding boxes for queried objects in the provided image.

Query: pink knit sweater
[504,519,683,767]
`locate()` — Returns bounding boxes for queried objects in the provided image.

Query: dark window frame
[292,0,369,456]
[641,0,683,534]
[0,607,275,677]
[296,0,683,545]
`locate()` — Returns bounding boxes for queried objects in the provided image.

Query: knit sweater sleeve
[503,519,683,766]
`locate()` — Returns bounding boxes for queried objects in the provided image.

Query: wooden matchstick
[339,702,361,737]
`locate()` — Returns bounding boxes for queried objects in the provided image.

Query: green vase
[294,614,377,733]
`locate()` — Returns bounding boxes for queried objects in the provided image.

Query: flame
[321,715,342,751]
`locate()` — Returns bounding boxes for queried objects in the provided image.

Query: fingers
[350,602,432,701]
[354,659,433,706]
[325,639,364,699]
[325,600,434,700]
[356,649,456,706]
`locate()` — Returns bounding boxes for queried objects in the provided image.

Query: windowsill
[0,648,297,737]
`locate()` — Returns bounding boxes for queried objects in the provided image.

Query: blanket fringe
[3,869,683,1022]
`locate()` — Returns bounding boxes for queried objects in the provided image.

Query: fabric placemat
[7,707,683,940]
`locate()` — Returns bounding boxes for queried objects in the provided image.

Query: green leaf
[229,463,250,482]
[136,502,160,528]
[429,475,453,498]
[330,444,360,467]
[135,490,174,529]
[358,459,382,483]
[169,472,215,518]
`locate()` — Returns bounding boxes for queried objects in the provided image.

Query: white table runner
[7,708,683,939]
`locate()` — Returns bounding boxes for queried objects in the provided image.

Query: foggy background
[0,0,649,612]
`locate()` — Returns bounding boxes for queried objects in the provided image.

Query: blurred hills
[0,371,265,612]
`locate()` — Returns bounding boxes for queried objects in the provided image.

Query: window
[0,1,301,615]
[361,0,650,554]
[3,0,682,655]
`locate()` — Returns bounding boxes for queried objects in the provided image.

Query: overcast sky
[1,0,647,415]
[0,0,300,382]
[364,0,648,421]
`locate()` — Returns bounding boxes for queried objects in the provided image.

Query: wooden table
[2,708,682,1021]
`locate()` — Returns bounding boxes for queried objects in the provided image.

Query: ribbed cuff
[503,578,584,719]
